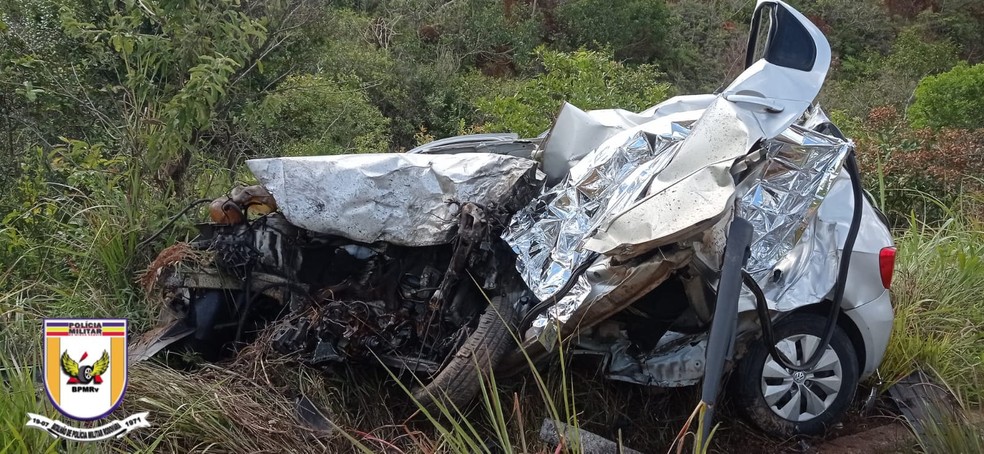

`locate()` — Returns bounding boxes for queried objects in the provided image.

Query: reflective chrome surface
[761,334,843,422]
[247,153,540,246]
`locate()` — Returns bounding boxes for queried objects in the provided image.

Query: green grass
[916,406,984,454]
[1,355,63,454]
[877,211,984,407]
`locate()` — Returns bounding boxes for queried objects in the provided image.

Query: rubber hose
[749,150,864,371]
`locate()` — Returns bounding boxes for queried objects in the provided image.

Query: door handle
[724,94,785,113]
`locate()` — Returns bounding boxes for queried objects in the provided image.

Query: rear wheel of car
[411,295,516,414]
[736,313,859,437]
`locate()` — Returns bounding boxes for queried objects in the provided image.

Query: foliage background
[2,0,983,452]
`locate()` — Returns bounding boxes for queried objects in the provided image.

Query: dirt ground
[548,365,917,453]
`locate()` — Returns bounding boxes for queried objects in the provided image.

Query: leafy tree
[0,0,300,307]
[478,47,671,137]
[914,0,984,62]
[909,62,984,129]
[59,0,269,168]
[792,0,895,60]
[883,27,960,79]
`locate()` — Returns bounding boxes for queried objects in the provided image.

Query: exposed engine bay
[144,182,534,380]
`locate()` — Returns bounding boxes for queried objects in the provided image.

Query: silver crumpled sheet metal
[540,103,661,185]
[503,103,700,339]
[505,98,753,339]
[503,126,688,303]
[582,98,760,258]
[507,101,853,341]
[735,123,851,310]
[248,153,540,246]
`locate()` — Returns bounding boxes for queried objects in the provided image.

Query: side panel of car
[841,290,894,378]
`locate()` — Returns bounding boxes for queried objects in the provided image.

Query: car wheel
[411,294,516,414]
[736,312,859,437]
[78,365,94,384]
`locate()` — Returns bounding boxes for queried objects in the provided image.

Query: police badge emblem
[26,319,149,441]
[44,319,127,420]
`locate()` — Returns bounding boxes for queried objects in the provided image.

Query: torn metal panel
[602,312,762,387]
[406,133,539,159]
[247,153,540,246]
[888,370,962,440]
[506,96,860,341]
[495,249,691,372]
[606,334,707,387]
[406,133,518,154]
[637,94,716,118]
[540,103,661,184]
[800,104,833,131]
[129,321,194,364]
[531,249,693,349]
[734,124,853,311]
[540,419,644,454]
[584,165,737,259]
[505,97,758,341]
[584,98,759,257]
[737,125,850,278]
[505,126,686,303]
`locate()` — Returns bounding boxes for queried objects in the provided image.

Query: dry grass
[80,331,708,453]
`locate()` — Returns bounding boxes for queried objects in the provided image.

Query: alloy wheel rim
[760,334,843,422]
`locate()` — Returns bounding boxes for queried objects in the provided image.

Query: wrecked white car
[138,0,896,439]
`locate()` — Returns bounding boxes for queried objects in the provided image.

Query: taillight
[879,247,897,289]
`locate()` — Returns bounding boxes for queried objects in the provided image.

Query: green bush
[849,106,984,224]
[554,0,674,64]
[310,7,533,149]
[661,0,749,92]
[821,27,959,118]
[478,47,672,137]
[883,27,960,79]
[913,0,984,62]
[242,74,390,156]
[909,62,984,129]
[794,0,895,60]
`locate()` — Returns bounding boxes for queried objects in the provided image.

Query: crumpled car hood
[247,153,541,246]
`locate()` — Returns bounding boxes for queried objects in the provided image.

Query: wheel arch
[788,301,866,374]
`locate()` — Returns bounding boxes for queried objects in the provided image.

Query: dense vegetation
[2,0,983,452]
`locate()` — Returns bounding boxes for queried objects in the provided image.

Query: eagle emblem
[60,350,109,385]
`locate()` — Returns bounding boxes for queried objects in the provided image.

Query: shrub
[478,47,672,137]
[852,106,984,223]
[662,0,749,92]
[909,62,984,129]
[309,7,535,149]
[821,26,959,119]
[883,27,960,79]
[554,0,674,64]
[798,0,895,59]
[242,74,390,156]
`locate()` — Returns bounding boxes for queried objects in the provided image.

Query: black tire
[77,365,94,384]
[735,313,859,437]
[411,295,516,414]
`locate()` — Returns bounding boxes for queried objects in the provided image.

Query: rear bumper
[842,289,893,379]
